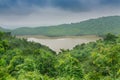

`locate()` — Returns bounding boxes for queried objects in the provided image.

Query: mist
[0,0,120,29]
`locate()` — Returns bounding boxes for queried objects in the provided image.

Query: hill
[0,27,10,32]
[11,16,120,36]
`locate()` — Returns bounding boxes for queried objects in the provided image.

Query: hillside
[0,32,120,80]
[0,27,10,32]
[11,16,120,36]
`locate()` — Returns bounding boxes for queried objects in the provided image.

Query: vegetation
[0,31,120,80]
[0,27,10,32]
[9,16,120,36]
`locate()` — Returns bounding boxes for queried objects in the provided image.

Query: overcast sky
[0,0,120,29]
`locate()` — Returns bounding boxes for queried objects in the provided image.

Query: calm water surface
[27,36,101,53]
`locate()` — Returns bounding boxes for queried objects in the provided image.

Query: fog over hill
[1,16,120,36]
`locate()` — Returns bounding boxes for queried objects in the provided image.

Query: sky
[0,0,120,29]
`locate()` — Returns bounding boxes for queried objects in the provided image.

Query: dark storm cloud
[0,0,46,7]
[0,0,120,15]
[51,0,90,11]
[0,0,120,28]
[0,0,47,15]
[100,0,120,5]
[51,0,120,11]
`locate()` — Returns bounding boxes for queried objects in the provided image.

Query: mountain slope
[0,27,10,32]
[12,16,120,36]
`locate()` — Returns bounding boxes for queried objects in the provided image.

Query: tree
[87,44,120,80]
[56,53,84,79]
[104,33,118,42]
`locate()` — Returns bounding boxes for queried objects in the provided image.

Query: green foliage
[104,33,118,42]
[0,32,120,80]
[56,53,84,79]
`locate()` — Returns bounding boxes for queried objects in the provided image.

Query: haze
[0,0,120,29]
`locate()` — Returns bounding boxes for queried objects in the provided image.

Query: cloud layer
[0,0,120,14]
[0,0,120,28]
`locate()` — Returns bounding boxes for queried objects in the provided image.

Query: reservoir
[25,35,101,53]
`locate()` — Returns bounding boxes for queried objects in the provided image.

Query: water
[27,36,101,53]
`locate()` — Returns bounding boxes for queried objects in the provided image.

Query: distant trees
[104,33,118,42]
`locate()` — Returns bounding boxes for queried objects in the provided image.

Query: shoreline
[21,35,102,53]
[16,35,102,39]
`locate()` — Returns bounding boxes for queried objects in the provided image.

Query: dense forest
[9,16,120,36]
[0,31,120,80]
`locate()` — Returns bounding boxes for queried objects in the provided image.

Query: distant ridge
[0,27,10,32]
[3,16,120,36]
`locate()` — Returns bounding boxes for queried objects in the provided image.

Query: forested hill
[0,27,10,32]
[0,32,120,79]
[11,16,120,36]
